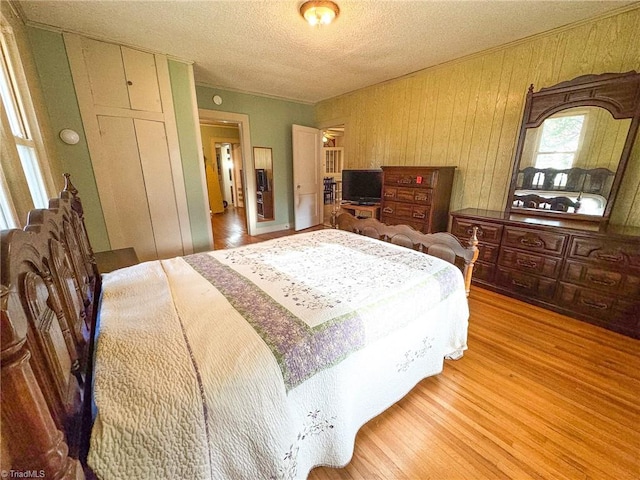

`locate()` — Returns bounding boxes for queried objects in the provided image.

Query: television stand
[340,202,380,220]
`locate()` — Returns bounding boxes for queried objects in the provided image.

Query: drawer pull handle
[586,275,616,287]
[581,298,608,310]
[511,279,532,289]
[520,237,543,248]
[384,192,395,198]
[412,212,426,219]
[415,195,428,202]
[382,207,394,214]
[595,252,624,263]
[516,259,537,269]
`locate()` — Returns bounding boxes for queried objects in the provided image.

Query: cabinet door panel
[96,116,156,260]
[122,47,163,113]
[82,38,129,109]
[135,119,184,258]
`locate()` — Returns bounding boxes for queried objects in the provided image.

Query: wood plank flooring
[210,207,325,249]
[309,288,639,480]
[212,211,639,479]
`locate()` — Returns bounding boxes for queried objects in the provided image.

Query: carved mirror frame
[505,71,640,224]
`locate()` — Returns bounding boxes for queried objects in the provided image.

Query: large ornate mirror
[505,71,640,224]
[254,147,274,222]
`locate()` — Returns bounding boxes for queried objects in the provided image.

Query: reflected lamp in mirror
[253,147,274,222]
[505,71,640,224]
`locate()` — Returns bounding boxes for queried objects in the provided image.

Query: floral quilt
[184,229,461,390]
[89,229,470,480]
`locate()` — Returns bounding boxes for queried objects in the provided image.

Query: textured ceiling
[16,0,636,103]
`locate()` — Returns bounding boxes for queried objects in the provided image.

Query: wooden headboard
[336,213,479,296]
[517,166,614,195]
[1,175,99,479]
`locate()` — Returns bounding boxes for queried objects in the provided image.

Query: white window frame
[0,167,18,229]
[533,110,588,171]
[0,14,55,227]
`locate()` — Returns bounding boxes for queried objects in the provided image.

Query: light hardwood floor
[210,206,325,249]
[309,288,639,480]
[211,211,639,479]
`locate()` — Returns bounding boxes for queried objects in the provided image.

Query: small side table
[340,203,381,220]
[94,247,139,273]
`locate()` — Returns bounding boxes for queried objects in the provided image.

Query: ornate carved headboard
[336,213,479,296]
[1,175,99,479]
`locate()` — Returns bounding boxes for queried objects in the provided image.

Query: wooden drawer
[384,171,435,188]
[381,202,430,222]
[495,267,557,301]
[380,214,426,233]
[498,247,562,279]
[450,218,503,245]
[558,282,639,328]
[562,260,640,297]
[477,243,499,264]
[502,227,567,256]
[568,236,640,270]
[383,187,432,204]
[471,261,496,284]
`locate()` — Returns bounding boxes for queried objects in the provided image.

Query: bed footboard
[1,175,99,479]
[336,213,479,296]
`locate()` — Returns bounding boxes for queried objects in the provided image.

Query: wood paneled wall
[315,7,640,227]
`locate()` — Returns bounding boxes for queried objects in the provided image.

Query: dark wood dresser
[380,166,455,233]
[450,208,640,338]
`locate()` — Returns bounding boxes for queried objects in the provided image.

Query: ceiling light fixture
[300,1,340,26]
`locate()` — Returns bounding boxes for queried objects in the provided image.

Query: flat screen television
[341,169,383,205]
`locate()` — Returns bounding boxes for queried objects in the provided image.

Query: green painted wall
[196,87,315,228]
[26,27,110,251]
[25,25,312,250]
[167,60,210,252]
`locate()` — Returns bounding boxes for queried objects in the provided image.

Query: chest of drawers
[380,166,455,233]
[450,208,640,338]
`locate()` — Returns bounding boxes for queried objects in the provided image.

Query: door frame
[198,109,257,235]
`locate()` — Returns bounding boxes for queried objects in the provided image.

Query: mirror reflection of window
[534,113,586,169]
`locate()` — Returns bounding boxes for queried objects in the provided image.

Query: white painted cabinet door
[135,119,184,258]
[96,116,157,260]
[81,38,162,113]
[66,33,194,260]
[82,38,130,109]
[122,47,162,112]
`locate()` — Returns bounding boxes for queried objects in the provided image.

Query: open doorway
[321,125,345,226]
[199,109,257,248]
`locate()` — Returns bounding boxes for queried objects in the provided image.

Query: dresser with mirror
[451,71,640,338]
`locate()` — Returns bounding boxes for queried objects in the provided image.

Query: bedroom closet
[65,34,192,261]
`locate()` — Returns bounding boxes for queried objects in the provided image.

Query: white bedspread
[89,229,469,479]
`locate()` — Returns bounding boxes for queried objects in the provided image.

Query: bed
[0,176,478,480]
